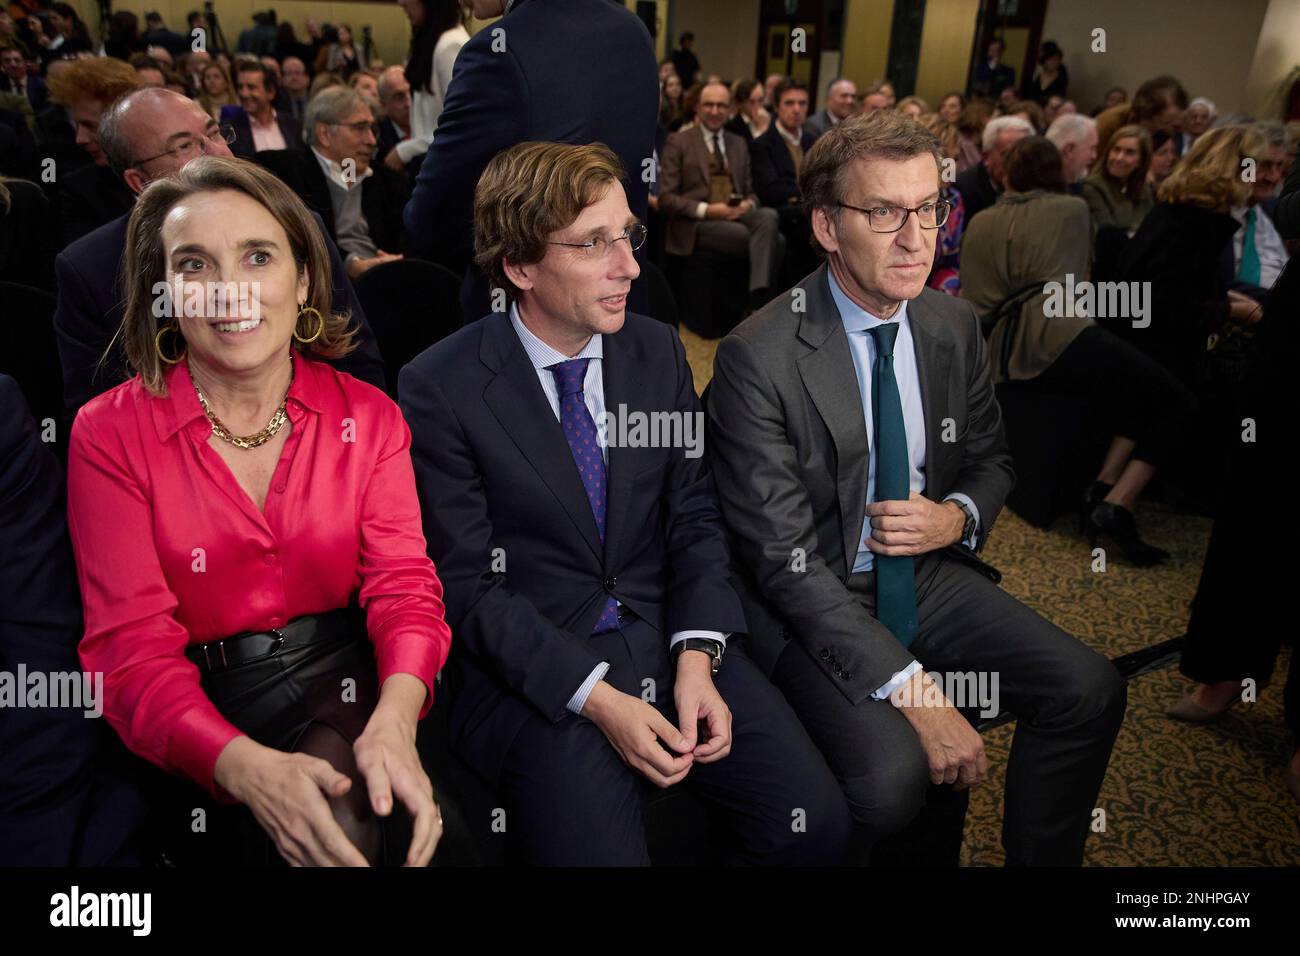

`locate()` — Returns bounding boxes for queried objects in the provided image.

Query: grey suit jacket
[707,264,1015,702]
[804,110,835,141]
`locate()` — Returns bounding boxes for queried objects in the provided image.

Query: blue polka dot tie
[550,358,620,633]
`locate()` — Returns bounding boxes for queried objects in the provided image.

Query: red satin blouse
[67,350,452,797]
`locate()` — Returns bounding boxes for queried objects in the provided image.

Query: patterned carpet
[680,324,1300,867]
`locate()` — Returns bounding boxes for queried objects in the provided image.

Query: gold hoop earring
[293,305,325,344]
[154,324,185,364]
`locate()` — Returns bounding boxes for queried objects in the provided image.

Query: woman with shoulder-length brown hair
[1081,124,1155,235]
[67,156,454,867]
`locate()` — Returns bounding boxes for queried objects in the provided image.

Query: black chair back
[0,281,62,444]
[643,259,679,326]
[351,258,465,396]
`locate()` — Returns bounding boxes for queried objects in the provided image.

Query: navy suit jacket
[0,376,147,864]
[401,0,659,317]
[0,73,48,111]
[53,208,386,428]
[751,122,815,208]
[223,105,304,158]
[398,311,746,781]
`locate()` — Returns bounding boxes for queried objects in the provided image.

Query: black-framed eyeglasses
[133,123,236,168]
[838,199,952,233]
[548,223,648,259]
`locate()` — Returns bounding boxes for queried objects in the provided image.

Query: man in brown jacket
[659,81,781,308]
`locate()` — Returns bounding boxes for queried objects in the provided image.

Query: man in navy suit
[224,59,302,159]
[402,0,659,319]
[0,46,47,111]
[53,89,384,427]
[399,142,849,865]
[751,77,819,283]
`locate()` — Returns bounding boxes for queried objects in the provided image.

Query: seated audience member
[1043,94,1066,125]
[659,71,684,131]
[388,0,469,173]
[54,88,385,424]
[917,114,965,295]
[1098,86,1127,114]
[398,141,851,866]
[805,77,857,141]
[402,0,658,318]
[997,85,1019,113]
[1094,75,1187,167]
[953,114,1032,223]
[955,97,991,172]
[67,156,452,868]
[1182,96,1216,149]
[1021,40,1067,106]
[961,137,1195,564]
[1081,125,1155,236]
[141,11,188,58]
[971,37,1014,100]
[279,56,310,122]
[1045,113,1098,191]
[45,56,140,246]
[199,60,237,120]
[226,59,302,158]
[938,91,964,125]
[1220,122,1289,305]
[1169,255,1296,803]
[376,65,412,162]
[163,69,189,97]
[707,111,1126,865]
[724,78,769,142]
[257,87,409,279]
[896,96,929,120]
[130,54,168,89]
[0,375,150,865]
[35,4,93,65]
[1007,98,1046,134]
[1114,125,1268,391]
[752,76,818,278]
[349,69,380,106]
[660,80,782,310]
[0,174,56,288]
[859,88,889,113]
[1147,129,1177,186]
[0,44,46,110]
[875,81,897,108]
[310,70,344,99]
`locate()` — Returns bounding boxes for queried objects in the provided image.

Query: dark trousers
[770,551,1127,866]
[1033,325,1197,470]
[495,618,851,865]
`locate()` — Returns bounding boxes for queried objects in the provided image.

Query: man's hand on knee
[889,670,988,790]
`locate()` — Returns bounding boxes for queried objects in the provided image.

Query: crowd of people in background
[0,4,1296,868]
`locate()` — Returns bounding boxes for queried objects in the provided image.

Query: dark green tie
[867,323,918,647]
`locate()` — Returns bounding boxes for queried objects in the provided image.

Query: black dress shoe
[1085,501,1170,567]
[1078,480,1113,534]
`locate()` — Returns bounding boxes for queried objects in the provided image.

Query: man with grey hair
[256,85,410,279]
[707,109,1125,865]
[1181,96,1216,150]
[1046,112,1098,187]
[953,114,1033,222]
[1221,121,1290,304]
[53,87,385,424]
[805,77,857,141]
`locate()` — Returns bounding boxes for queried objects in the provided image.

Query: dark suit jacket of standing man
[657,124,759,257]
[706,264,1013,688]
[0,376,148,865]
[401,0,659,319]
[255,147,411,256]
[750,121,815,208]
[222,104,304,159]
[397,310,746,781]
[52,209,387,429]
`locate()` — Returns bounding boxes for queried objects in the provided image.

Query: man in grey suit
[707,111,1126,866]
[659,81,781,309]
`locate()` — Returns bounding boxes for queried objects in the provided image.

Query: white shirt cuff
[943,493,981,549]
[695,201,708,219]
[872,660,922,700]
[668,630,729,650]
[566,661,610,715]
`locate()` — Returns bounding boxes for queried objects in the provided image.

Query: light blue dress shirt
[509,305,726,715]
[826,272,980,700]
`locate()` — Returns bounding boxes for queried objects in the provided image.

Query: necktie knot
[550,358,590,399]
[867,322,899,358]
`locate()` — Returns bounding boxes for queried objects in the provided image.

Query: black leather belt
[185,608,361,676]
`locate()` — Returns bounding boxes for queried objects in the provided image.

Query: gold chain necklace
[190,360,294,449]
